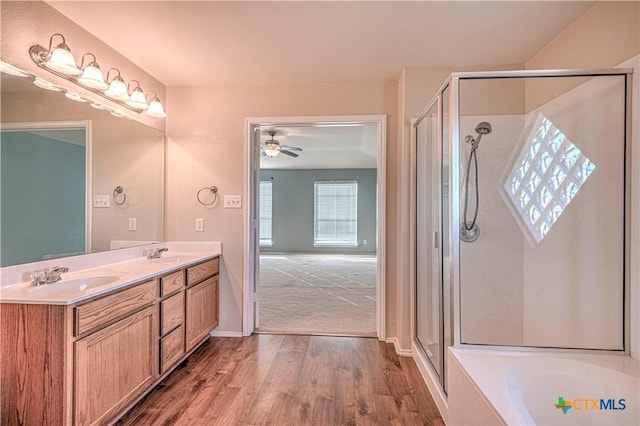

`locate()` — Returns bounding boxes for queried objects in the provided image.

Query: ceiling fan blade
[280,149,299,157]
[281,145,302,151]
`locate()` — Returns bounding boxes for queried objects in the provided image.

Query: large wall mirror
[0,65,165,267]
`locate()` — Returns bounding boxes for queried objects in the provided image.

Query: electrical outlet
[195,218,204,232]
[224,195,242,209]
[363,239,368,245]
[128,218,137,231]
[93,195,110,208]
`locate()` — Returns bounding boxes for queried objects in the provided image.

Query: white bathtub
[448,348,639,425]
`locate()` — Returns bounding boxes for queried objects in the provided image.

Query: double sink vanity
[0,242,222,425]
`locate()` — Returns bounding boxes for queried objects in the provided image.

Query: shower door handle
[433,231,439,249]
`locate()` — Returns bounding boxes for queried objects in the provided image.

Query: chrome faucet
[145,247,168,259]
[30,266,69,286]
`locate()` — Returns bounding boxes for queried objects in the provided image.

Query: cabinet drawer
[75,280,157,336]
[160,325,185,374]
[187,257,219,285]
[160,270,185,296]
[161,292,184,336]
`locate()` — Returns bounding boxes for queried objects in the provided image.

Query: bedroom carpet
[257,254,376,336]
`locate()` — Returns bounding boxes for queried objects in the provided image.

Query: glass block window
[259,181,273,246]
[314,181,358,246]
[504,113,595,244]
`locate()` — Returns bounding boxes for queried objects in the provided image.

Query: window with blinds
[259,181,273,246]
[314,181,358,246]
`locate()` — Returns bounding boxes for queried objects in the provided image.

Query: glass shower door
[415,99,444,381]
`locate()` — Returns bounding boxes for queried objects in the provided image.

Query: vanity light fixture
[125,80,148,109]
[104,68,130,101]
[33,77,63,91]
[145,91,167,118]
[30,33,167,119]
[41,33,82,75]
[90,102,106,110]
[77,53,108,89]
[0,60,30,77]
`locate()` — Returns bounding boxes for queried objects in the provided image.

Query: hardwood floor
[116,335,445,425]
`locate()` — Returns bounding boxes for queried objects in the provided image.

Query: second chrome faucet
[30,266,69,286]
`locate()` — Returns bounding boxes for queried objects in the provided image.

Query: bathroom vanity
[0,243,221,425]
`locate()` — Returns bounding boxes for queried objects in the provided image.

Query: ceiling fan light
[145,97,167,118]
[264,145,280,157]
[78,63,108,89]
[105,76,129,101]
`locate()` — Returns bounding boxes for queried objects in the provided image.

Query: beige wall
[525,1,639,110]
[0,1,165,130]
[166,82,397,334]
[524,0,640,359]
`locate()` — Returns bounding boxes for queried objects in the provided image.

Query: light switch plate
[195,218,204,232]
[128,218,137,231]
[224,195,242,208]
[93,195,110,208]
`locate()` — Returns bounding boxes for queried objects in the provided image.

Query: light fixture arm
[127,79,142,93]
[79,53,97,69]
[105,67,123,82]
[47,33,67,53]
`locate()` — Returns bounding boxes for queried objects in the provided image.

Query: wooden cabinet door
[185,276,218,351]
[74,306,158,425]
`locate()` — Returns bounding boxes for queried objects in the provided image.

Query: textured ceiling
[47,1,594,86]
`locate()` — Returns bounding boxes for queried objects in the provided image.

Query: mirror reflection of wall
[1,126,86,266]
[0,67,165,266]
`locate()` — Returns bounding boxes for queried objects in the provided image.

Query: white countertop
[0,242,221,305]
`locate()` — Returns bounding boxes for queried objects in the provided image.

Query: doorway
[244,115,386,338]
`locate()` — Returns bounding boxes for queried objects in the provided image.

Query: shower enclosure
[413,69,632,392]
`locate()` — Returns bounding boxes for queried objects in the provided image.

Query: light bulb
[126,87,148,110]
[78,63,107,89]
[105,76,129,101]
[45,45,81,75]
[145,98,167,118]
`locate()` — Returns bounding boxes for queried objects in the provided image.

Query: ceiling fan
[261,131,302,158]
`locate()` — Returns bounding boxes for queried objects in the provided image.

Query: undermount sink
[28,275,121,295]
[150,255,197,264]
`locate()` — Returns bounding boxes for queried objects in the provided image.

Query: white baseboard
[412,341,448,423]
[210,330,243,338]
[386,337,413,357]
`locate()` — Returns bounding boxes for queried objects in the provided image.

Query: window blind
[314,181,358,246]
[259,181,272,246]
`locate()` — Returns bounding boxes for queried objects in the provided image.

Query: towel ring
[113,186,127,206]
[197,186,218,206]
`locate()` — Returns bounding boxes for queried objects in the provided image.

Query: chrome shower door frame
[447,68,633,354]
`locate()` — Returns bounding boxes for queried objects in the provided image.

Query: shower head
[475,122,492,135]
[465,121,492,149]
